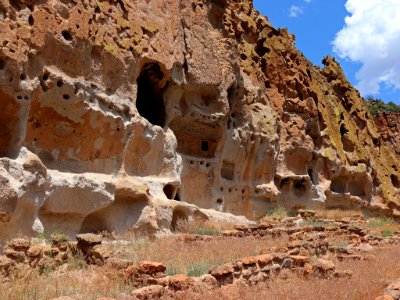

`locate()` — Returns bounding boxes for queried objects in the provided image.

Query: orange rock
[209,264,234,277]
[290,255,309,267]
[132,285,165,299]
[168,274,194,291]
[137,261,166,275]
[304,263,313,276]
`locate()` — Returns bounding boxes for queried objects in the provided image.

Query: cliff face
[374,112,400,158]
[0,0,399,240]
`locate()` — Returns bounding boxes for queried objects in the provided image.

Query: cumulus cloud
[289,5,303,17]
[333,0,400,95]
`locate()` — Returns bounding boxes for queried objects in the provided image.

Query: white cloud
[289,5,303,18]
[304,0,311,3]
[333,0,400,95]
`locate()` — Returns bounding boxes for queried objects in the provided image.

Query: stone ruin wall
[0,0,399,240]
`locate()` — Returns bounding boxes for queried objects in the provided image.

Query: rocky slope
[0,0,399,240]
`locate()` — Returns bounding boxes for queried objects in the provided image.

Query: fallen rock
[76,234,102,255]
[209,263,234,286]
[290,255,309,267]
[6,238,30,252]
[313,259,335,278]
[168,274,194,291]
[385,279,400,300]
[0,255,16,278]
[132,285,165,299]
[137,261,166,275]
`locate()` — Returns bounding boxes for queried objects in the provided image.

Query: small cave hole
[221,160,235,181]
[0,59,5,70]
[63,94,70,100]
[20,73,27,80]
[28,15,34,26]
[136,63,166,127]
[57,79,64,87]
[340,124,349,137]
[391,175,400,189]
[216,199,223,205]
[294,180,306,192]
[201,141,209,152]
[163,184,177,200]
[61,30,73,41]
[254,38,269,57]
[42,71,50,81]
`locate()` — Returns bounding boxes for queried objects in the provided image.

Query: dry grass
[173,218,231,236]
[108,234,289,275]
[179,244,400,300]
[0,234,289,300]
[0,266,135,300]
[315,209,363,220]
[367,216,400,237]
[2,210,400,299]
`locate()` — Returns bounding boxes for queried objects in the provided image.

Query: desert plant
[166,265,178,276]
[368,216,395,228]
[381,230,394,237]
[186,261,211,277]
[266,206,288,218]
[335,241,350,248]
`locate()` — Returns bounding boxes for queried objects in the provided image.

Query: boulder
[137,261,166,275]
[132,285,165,299]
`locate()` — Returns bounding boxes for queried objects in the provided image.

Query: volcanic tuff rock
[374,112,400,158]
[0,0,399,240]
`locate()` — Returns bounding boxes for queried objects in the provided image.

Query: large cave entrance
[136,63,166,127]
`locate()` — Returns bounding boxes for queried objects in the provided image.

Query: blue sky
[253,0,400,104]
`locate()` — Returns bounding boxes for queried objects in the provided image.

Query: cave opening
[163,184,177,200]
[201,141,209,152]
[391,175,400,189]
[330,177,347,194]
[136,63,166,127]
[308,169,316,185]
[221,160,235,181]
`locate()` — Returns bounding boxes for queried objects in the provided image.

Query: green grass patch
[368,217,395,228]
[166,265,178,276]
[193,227,221,236]
[335,241,350,248]
[186,261,211,277]
[266,206,288,218]
[381,230,394,237]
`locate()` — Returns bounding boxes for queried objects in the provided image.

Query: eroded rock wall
[0,0,399,240]
[374,112,400,157]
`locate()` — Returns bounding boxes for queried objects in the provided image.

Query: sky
[253,0,400,104]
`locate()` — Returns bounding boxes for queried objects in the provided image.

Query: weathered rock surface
[0,0,399,240]
[374,112,400,158]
